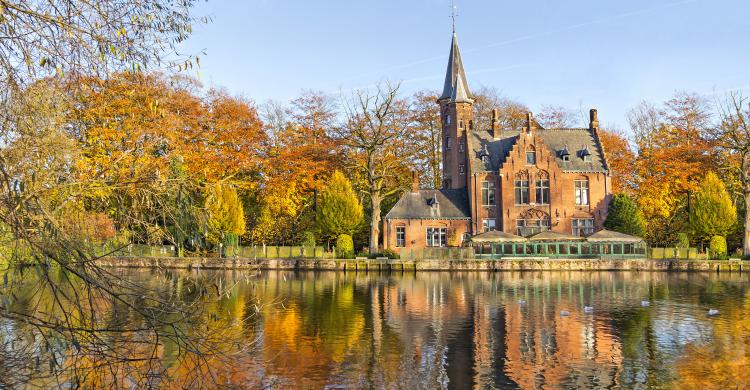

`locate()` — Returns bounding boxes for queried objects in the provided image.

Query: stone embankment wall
[98,257,748,272]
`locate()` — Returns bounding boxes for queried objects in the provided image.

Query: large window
[481,181,496,206]
[575,179,589,205]
[445,136,452,150]
[535,178,550,205]
[572,219,595,237]
[459,140,465,152]
[396,226,406,247]
[459,164,465,175]
[426,228,447,247]
[482,219,496,232]
[515,180,529,204]
[517,218,550,236]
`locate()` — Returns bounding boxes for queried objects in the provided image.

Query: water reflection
[9,270,750,388]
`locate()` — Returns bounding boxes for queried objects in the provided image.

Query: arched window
[535,171,550,205]
[514,170,530,205]
[516,209,551,236]
[575,176,589,206]
[526,146,536,166]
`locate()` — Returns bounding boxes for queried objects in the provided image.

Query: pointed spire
[439,33,472,103]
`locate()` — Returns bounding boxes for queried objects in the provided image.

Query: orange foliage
[598,128,637,195]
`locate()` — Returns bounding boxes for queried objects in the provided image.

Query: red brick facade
[383,32,611,253]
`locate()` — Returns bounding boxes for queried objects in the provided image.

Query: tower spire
[438,29,472,103]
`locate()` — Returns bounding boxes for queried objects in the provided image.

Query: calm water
[12,269,750,388]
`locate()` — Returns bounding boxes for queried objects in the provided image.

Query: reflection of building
[385,31,612,253]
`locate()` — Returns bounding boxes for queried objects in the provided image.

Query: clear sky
[179,0,750,131]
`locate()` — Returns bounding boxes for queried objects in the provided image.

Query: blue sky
[179,0,750,131]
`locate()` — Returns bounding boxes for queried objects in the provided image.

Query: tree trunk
[370,193,381,254]
[744,190,750,257]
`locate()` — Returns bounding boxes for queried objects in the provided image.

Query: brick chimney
[411,170,420,193]
[526,112,535,133]
[491,108,500,139]
[589,109,599,132]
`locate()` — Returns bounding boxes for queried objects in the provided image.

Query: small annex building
[384,31,613,253]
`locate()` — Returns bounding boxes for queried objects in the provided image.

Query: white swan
[641,300,650,307]
[708,309,719,316]
[560,310,570,317]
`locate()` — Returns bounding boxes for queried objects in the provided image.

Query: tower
[438,32,473,189]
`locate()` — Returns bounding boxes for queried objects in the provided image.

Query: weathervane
[450,0,458,33]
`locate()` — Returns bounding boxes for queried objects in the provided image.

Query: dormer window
[559,145,571,162]
[579,146,592,162]
[476,144,490,163]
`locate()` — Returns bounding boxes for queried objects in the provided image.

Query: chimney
[526,112,535,133]
[589,109,599,132]
[491,108,500,139]
[411,170,420,193]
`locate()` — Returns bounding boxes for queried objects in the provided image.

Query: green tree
[689,172,737,241]
[204,184,246,246]
[604,194,646,237]
[709,235,728,259]
[336,234,354,259]
[316,171,364,238]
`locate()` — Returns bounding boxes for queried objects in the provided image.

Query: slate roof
[469,128,608,173]
[385,189,471,220]
[438,33,472,103]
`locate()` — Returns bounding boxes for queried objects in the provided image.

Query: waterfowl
[560,310,570,317]
[641,300,650,307]
[708,309,719,316]
[583,306,594,313]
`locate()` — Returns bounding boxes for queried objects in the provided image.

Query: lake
[8,269,750,388]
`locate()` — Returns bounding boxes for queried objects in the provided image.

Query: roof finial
[450,0,458,33]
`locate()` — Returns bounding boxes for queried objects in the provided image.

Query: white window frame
[575,180,589,206]
[426,227,447,247]
[481,181,496,206]
[572,218,595,237]
[395,226,406,247]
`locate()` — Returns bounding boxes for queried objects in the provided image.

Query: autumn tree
[251,91,340,244]
[604,194,646,237]
[471,86,528,132]
[628,92,717,245]
[409,91,442,188]
[598,127,637,195]
[537,105,579,128]
[337,82,413,253]
[204,183,246,249]
[0,1,255,387]
[316,171,363,239]
[689,172,736,243]
[707,93,750,255]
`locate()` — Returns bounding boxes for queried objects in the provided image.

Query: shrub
[709,235,728,259]
[301,231,316,247]
[336,234,354,259]
[674,232,690,248]
[368,249,400,259]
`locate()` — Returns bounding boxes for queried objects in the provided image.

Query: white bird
[708,309,719,316]
[560,310,570,317]
[518,300,527,305]
[641,300,650,307]
[584,306,594,313]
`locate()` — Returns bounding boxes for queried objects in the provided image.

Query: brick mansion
[384,32,612,251]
